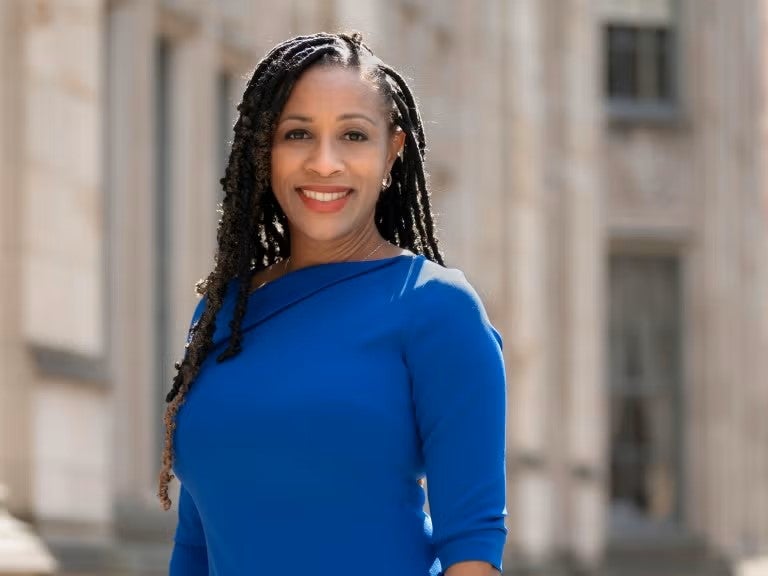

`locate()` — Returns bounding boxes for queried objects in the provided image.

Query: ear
[385,128,406,172]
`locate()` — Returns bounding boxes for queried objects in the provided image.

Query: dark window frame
[604,22,680,124]
[607,252,686,540]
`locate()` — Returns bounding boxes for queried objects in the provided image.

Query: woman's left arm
[403,268,508,575]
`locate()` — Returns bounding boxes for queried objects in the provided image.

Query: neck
[285,227,388,272]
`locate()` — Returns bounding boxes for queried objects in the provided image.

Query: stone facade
[0,0,766,574]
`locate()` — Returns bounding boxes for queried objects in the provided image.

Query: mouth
[296,186,354,202]
[296,186,354,213]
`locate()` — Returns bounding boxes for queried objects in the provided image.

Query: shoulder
[398,256,485,315]
[397,256,499,343]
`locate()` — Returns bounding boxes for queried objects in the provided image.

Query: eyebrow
[278,113,377,125]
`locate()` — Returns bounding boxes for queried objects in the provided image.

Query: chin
[291,220,359,244]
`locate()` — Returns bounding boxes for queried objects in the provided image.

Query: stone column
[167,8,219,352]
[684,1,768,556]
[107,0,160,503]
[0,0,34,517]
[499,0,555,565]
[560,0,606,567]
[688,0,768,555]
[450,1,507,305]
[756,0,768,552]
[728,0,768,555]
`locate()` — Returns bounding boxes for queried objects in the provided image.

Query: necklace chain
[252,240,389,293]
[358,238,388,261]
[283,239,388,273]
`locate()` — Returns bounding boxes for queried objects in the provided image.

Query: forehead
[279,65,387,122]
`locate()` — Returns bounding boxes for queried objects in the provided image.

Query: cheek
[270,149,291,187]
[351,148,388,177]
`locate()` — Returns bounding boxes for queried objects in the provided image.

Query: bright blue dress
[169,253,507,575]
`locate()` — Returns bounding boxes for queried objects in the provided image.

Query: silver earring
[382,173,392,190]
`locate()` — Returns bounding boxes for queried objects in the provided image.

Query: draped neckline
[208,253,419,351]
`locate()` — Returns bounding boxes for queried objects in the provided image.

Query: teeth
[300,189,351,202]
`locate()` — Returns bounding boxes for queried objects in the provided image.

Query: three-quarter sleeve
[403,269,508,573]
[169,483,209,575]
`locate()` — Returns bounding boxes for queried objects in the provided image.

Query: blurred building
[0,0,767,574]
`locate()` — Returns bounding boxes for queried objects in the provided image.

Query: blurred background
[1,0,767,574]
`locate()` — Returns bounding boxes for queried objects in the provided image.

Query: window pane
[607,25,638,98]
[608,255,682,527]
[655,28,672,101]
[605,23,675,108]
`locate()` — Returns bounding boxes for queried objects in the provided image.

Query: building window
[606,25,674,103]
[601,0,679,122]
[608,254,683,534]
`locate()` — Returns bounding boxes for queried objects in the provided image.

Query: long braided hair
[158,32,444,510]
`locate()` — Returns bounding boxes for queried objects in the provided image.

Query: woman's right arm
[169,483,209,575]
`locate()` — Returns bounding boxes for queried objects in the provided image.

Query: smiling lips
[297,185,353,212]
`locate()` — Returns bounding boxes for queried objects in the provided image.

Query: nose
[304,136,344,177]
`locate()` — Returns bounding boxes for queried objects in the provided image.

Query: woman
[158,32,507,576]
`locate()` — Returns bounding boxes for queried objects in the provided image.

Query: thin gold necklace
[253,239,390,293]
[283,239,388,273]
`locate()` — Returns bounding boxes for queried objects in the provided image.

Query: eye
[285,129,309,140]
[344,131,368,142]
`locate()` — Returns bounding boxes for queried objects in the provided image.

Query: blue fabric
[169,254,507,575]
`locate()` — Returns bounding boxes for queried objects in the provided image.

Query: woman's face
[270,65,405,244]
